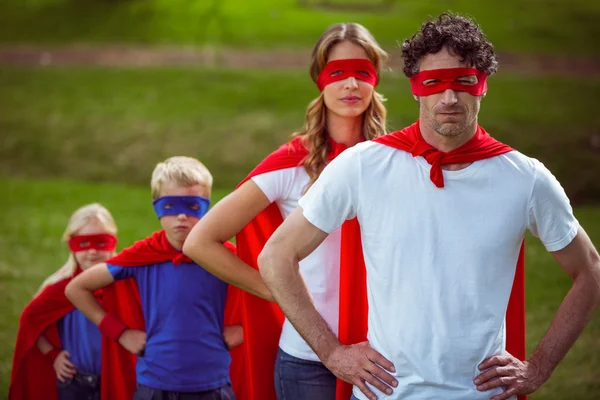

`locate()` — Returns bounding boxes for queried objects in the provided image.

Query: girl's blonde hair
[37,203,117,293]
[292,22,388,188]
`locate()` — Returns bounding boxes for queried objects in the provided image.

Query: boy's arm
[65,263,113,325]
[65,263,146,355]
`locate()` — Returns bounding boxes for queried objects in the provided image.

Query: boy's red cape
[100,230,244,400]
[10,231,243,400]
[234,131,526,400]
[9,269,107,400]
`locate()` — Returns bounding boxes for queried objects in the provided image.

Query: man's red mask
[68,234,117,252]
[317,59,378,91]
[410,67,488,96]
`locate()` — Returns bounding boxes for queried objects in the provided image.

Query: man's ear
[413,94,420,103]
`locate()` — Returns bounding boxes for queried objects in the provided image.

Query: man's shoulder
[346,139,413,160]
[491,150,542,177]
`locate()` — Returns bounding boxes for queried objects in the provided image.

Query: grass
[0,0,599,56]
[1,177,599,399]
[0,66,599,202]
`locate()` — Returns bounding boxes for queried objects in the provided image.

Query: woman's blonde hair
[37,203,117,293]
[292,22,388,188]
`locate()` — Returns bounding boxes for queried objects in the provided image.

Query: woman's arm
[183,180,274,301]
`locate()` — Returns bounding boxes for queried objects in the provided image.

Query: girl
[10,203,118,400]
[183,23,387,400]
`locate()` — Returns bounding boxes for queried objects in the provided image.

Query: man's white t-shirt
[252,167,342,361]
[298,141,579,399]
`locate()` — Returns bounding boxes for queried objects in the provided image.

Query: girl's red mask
[410,67,488,96]
[68,234,117,252]
[317,59,378,91]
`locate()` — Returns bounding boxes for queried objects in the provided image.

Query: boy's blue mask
[152,196,211,219]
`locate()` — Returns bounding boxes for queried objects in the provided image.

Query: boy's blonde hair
[37,203,117,294]
[151,156,213,199]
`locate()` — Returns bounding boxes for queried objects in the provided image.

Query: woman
[184,23,387,400]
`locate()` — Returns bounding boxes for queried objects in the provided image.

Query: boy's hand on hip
[53,350,76,382]
[118,329,147,355]
[323,341,397,400]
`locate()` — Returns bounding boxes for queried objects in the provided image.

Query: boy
[66,156,243,400]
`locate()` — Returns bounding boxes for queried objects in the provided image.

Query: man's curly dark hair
[401,13,498,78]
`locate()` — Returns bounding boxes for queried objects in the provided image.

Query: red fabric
[375,121,513,188]
[410,67,488,96]
[100,230,241,400]
[98,313,127,342]
[234,136,363,400]
[9,271,109,400]
[106,230,194,267]
[376,121,527,400]
[317,59,378,91]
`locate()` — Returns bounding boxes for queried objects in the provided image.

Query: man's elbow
[577,254,600,306]
[257,244,277,284]
[590,258,600,306]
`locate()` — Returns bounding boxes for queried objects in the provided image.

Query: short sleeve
[298,147,359,234]
[251,168,296,203]
[527,160,579,252]
[106,263,135,281]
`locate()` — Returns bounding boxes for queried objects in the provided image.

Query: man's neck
[326,111,363,147]
[419,119,477,153]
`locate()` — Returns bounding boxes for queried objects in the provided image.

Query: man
[257,13,600,400]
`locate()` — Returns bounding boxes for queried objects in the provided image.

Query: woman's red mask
[410,68,488,96]
[68,234,117,252]
[317,59,378,91]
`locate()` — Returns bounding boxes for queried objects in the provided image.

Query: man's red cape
[9,269,108,400]
[100,230,243,399]
[375,122,526,400]
[234,137,366,400]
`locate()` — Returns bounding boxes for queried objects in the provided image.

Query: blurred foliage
[0,0,599,55]
[0,67,598,202]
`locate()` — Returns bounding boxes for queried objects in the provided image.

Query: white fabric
[252,167,342,361]
[298,141,579,399]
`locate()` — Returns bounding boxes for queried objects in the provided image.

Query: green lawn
[0,0,598,55]
[1,177,599,398]
[0,66,599,202]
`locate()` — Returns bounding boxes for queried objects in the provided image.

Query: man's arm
[259,207,397,400]
[65,263,146,355]
[475,227,600,400]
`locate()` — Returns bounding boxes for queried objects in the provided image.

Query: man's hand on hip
[324,341,397,400]
[474,353,546,400]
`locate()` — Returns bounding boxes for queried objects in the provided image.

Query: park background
[0,0,599,398]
